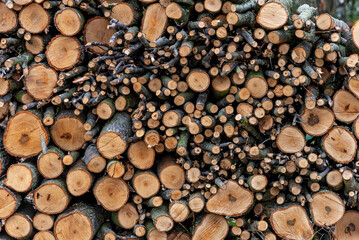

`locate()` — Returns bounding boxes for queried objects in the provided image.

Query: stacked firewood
[1,0,359,239]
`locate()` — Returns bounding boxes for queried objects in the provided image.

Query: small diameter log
[97,112,132,159]
[310,191,345,226]
[96,222,116,240]
[300,107,334,136]
[245,70,268,99]
[26,35,45,55]
[270,205,314,240]
[350,20,359,52]
[335,210,359,240]
[112,203,139,229]
[256,0,292,30]
[162,110,184,128]
[37,145,64,179]
[4,110,48,158]
[46,35,81,71]
[132,171,160,199]
[146,221,167,240]
[189,192,206,213]
[192,213,229,240]
[212,75,231,98]
[50,111,86,151]
[84,17,116,55]
[54,203,105,240]
[19,3,49,34]
[347,76,359,99]
[206,180,253,217]
[83,144,107,173]
[267,30,292,44]
[5,205,35,239]
[34,178,71,214]
[151,205,174,232]
[187,69,210,92]
[169,200,190,222]
[111,1,140,26]
[157,155,185,190]
[107,160,125,178]
[54,8,85,36]
[33,231,56,240]
[127,140,155,170]
[168,232,191,240]
[291,41,312,64]
[0,3,18,33]
[25,64,58,100]
[0,186,21,219]
[141,3,168,42]
[33,212,55,231]
[323,126,357,164]
[96,98,115,120]
[93,176,129,211]
[5,160,41,192]
[276,126,305,154]
[333,90,359,123]
[66,160,93,196]
[326,170,343,191]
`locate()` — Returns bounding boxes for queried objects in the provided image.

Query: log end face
[257,2,288,30]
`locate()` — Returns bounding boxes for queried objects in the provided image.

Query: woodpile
[0,0,359,239]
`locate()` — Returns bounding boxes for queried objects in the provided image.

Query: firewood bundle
[1,0,359,239]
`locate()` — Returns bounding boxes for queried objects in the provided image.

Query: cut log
[127,140,155,170]
[310,191,345,226]
[96,222,116,240]
[93,176,129,211]
[33,231,56,240]
[189,192,206,213]
[132,171,160,199]
[19,3,49,34]
[270,205,314,240]
[34,178,71,214]
[84,17,116,55]
[146,221,167,240]
[256,0,292,30]
[25,35,47,55]
[335,210,359,240]
[112,203,139,229]
[5,160,41,192]
[111,1,140,26]
[300,107,334,136]
[276,126,305,154]
[332,90,359,123]
[347,76,359,99]
[33,212,54,231]
[37,145,64,179]
[25,64,58,100]
[192,213,229,240]
[157,155,185,190]
[96,98,115,120]
[46,35,81,71]
[323,126,357,164]
[0,186,21,219]
[106,160,125,178]
[54,203,105,240]
[0,3,18,33]
[55,8,85,36]
[245,70,268,99]
[206,180,254,217]
[4,110,48,158]
[5,205,35,239]
[83,144,107,173]
[150,205,174,232]
[169,200,190,222]
[66,160,93,196]
[187,70,210,92]
[50,111,86,151]
[168,232,191,240]
[141,3,167,42]
[97,112,132,159]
